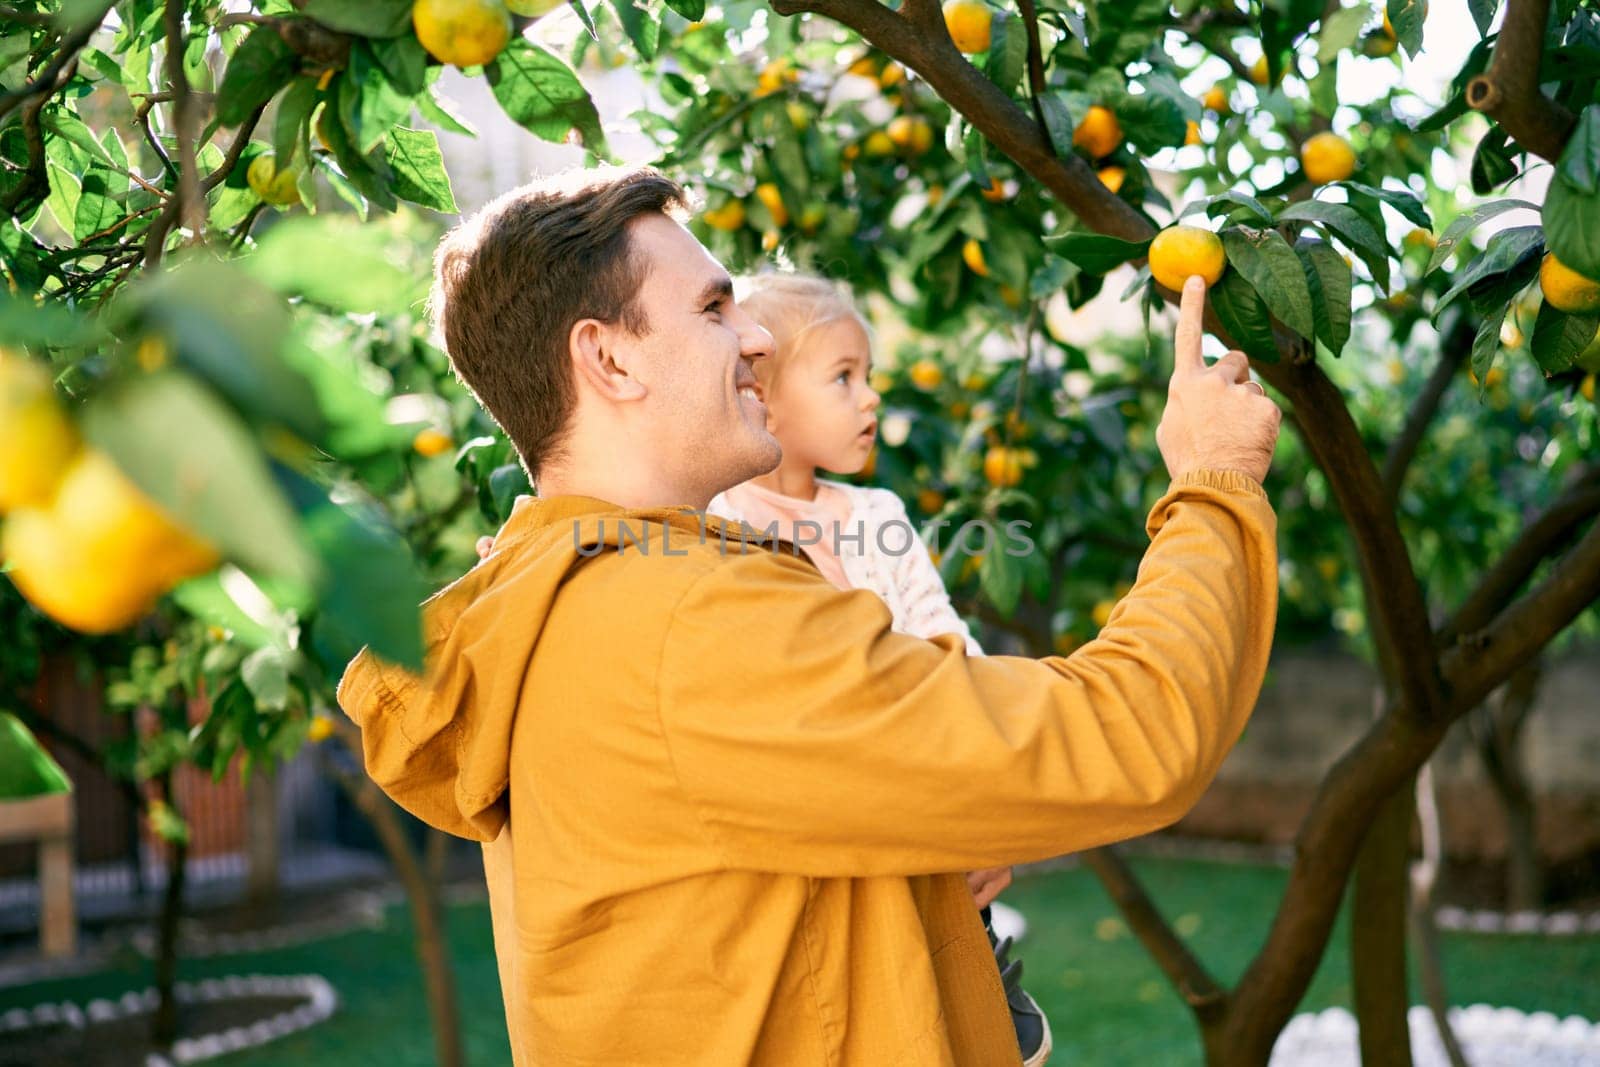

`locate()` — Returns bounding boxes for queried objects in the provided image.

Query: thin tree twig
[0,0,116,121]
[1382,322,1473,503]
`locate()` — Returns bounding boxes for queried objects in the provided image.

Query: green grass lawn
[4,857,1597,1065]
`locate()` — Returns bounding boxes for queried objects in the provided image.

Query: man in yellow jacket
[338,167,1282,1065]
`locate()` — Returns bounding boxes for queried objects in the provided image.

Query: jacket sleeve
[655,469,1279,878]
[876,489,986,656]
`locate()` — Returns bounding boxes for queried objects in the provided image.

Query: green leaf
[384,126,457,212]
[1204,190,1275,225]
[1039,91,1079,159]
[1116,90,1187,152]
[370,34,430,98]
[984,13,1028,95]
[1045,231,1151,274]
[1221,227,1315,339]
[81,372,317,586]
[1296,241,1353,356]
[1556,105,1600,195]
[980,546,1023,617]
[169,569,290,651]
[1433,225,1545,320]
[121,256,327,441]
[273,76,319,167]
[41,107,113,166]
[488,39,607,156]
[317,96,399,212]
[1426,199,1538,274]
[662,0,705,19]
[71,166,120,241]
[216,26,298,127]
[1471,127,1518,194]
[247,215,427,315]
[1387,0,1425,57]
[339,44,417,155]
[1544,174,1600,281]
[300,0,414,37]
[1530,302,1600,374]
[1468,301,1507,394]
[608,0,660,60]
[241,646,290,713]
[302,499,427,672]
[1278,199,1392,291]
[417,88,477,137]
[1341,181,1432,230]
[1209,270,1280,363]
[1468,0,1498,35]
[1318,5,1370,61]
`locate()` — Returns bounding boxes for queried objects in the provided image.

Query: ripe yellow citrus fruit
[998,284,1022,308]
[0,351,80,511]
[413,428,454,457]
[785,101,810,130]
[879,62,905,88]
[702,200,746,232]
[917,487,945,513]
[983,445,1024,488]
[3,449,219,633]
[1091,598,1116,628]
[761,229,780,253]
[1202,86,1229,113]
[1185,120,1201,146]
[1301,132,1356,185]
[1539,253,1600,314]
[962,238,989,277]
[1249,56,1273,86]
[887,115,933,155]
[756,57,797,96]
[942,0,992,54]
[1053,632,1080,656]
[1583,374,1597,403]
[863,130,896,157]
[1404,228,1437,249]
[870,370,894,394]
[1148,225,1226,292]
[247,154,300,207]
[909,359,944,391]
[754,182,788,227]
[1097,166,1125,194]
[307,715,336,743]
[1072,105,1122,158]
[926,184,945,206]
[412,0,512,67]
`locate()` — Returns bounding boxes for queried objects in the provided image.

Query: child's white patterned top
[709,479,984,657]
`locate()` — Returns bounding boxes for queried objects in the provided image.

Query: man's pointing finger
[1174,275,1207,375]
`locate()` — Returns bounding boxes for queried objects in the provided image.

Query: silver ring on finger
[1243,381,1266,397]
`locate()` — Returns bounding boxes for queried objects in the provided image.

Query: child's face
[761,317,880,475]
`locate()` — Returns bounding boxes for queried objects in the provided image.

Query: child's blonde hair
[736,272,868,391]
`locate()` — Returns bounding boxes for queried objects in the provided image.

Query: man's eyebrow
[695,276,734,306]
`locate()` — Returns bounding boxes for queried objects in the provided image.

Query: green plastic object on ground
[0,710,73,800]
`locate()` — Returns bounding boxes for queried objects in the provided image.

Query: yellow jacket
[337,469,1277,1065]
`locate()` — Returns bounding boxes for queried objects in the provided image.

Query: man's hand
[966,866,1012,910]
[1155,275,1282,484]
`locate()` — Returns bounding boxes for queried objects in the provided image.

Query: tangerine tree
[5,0,1600,1064]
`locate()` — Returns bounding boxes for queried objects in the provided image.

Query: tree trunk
[1352,780,1416,1067]
[151,773,188,1048]
[1471,661,1543,911]
[324,736,465,1067]
[245,766,280,917]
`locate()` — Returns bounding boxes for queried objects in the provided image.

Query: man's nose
[734,306,775,362]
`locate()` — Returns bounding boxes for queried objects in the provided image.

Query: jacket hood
[335,494,743,842]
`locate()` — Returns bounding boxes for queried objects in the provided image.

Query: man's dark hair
[428,167,688,480]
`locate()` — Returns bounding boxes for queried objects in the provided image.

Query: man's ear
[570,319,647,402]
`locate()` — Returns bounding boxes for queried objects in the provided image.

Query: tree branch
[1465,0,1578,164]
[163,0,204,239]
[1438,469,1600,646]
[1017,0,1048,133]
[1081,847,1226,1017]
[1442,512,1600,713]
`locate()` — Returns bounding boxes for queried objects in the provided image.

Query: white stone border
[0,973,337,1066]
[1433,905,1600,937]
[1271,1005,1600,1065]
